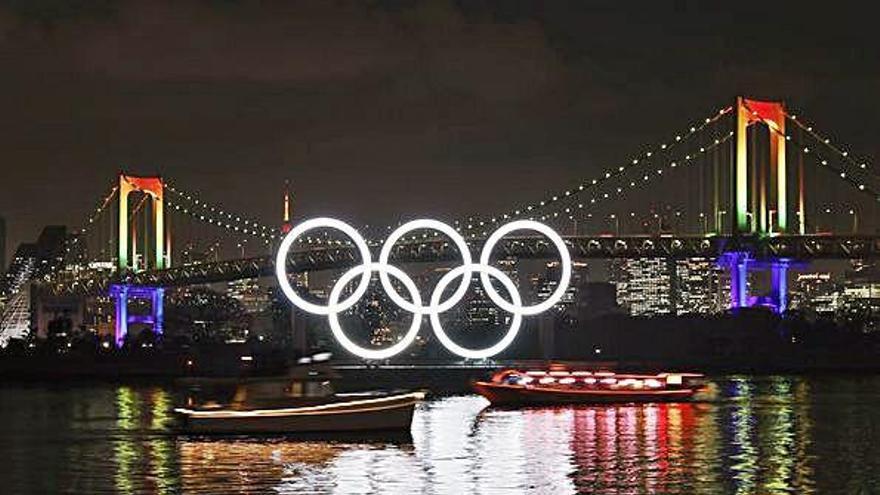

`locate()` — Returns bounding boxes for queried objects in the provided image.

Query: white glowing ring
[429,264,522,359]
[378,219,472,314]
[327,263,422,360]
[479,219,571,315]
[275,217,372,315]
[275,217,572,360]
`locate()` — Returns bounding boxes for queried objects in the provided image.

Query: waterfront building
[673,258,724,314]
[834,268,880,329]
[611,258,673,316]
[790,272,838,314]
[611,257,726,316]
[534,260,587,315]
[226,278,271,315]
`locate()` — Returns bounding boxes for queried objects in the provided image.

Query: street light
[745,212,755,232]
[849,208,859,233]
[715,210,728,235]
[816,207,832,233]
[609,214,620,235]
[768,209,777,234]
[698,212,708,234]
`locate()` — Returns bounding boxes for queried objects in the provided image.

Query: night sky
[1,0,878,259]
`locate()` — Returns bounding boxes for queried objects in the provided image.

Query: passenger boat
[174,363,425,435]
[473,369,704,405]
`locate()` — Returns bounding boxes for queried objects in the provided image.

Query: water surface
[1,375,879,494]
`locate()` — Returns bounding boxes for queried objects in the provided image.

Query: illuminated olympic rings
[275,218,571,360]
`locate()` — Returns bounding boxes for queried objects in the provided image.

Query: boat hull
[175,392,421,435]
[474,382,697,405]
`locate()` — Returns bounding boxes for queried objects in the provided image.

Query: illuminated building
[534,260,587,315]
[612,258,673,316]
[673,258,724,314]
[226,278,271,315]
[837,268,880,329]
[612,257,731,315]
[466,272,501,326]
[496,257,519,288]
[790,272,838,314]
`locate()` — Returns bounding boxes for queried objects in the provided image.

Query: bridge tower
[725,97,802,312]
[281,180,293,234]
[733,97,806,235]
[113,174,169,346]
[118,174,168,272]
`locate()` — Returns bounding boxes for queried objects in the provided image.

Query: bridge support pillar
[770,260,790,313]
[719,252,750,309]
[110,284,165,347]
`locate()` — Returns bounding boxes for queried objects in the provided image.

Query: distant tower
[281,180,293,234]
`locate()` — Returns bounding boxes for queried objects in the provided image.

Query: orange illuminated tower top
[118,173,167,271]
[281,180,293,234]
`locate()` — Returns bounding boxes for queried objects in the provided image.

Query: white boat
[174,364,424,435]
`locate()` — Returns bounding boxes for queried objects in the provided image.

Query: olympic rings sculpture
[275,218,571,360]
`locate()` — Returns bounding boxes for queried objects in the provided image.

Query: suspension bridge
[2,96,879,347]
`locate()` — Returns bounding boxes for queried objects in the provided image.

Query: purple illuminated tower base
[717,253,793,314]
[109,284,164,347]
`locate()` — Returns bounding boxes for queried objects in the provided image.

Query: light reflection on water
[1,375,879,493]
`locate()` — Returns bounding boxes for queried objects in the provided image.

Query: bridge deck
[39,234,880,295]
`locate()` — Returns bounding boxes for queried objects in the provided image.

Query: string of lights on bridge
[164,182,279,242]
[63,184,120,262]
[524,131,737,229]
[791,138,880,205]
[149,105,738,248]
[164,184,369,249]
[61,105,880,261]
[780,110,880,204]
[453,105,734,238]
[283,116,738,248]
[785,111,876,181]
